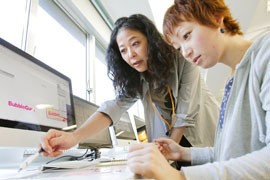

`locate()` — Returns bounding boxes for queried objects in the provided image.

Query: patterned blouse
[219,77,234,129]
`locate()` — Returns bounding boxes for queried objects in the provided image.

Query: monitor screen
[73,96,113,148]
[114,112,136,140]
[133,115,147,142]
[0,37,75,148]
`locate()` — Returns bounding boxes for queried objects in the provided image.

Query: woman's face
[116,28,148,72]
[169,21,224,69]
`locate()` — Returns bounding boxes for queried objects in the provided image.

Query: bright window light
[0,0,27,49]
[268,0,270,12]
[148,0,174,33]
[34,0,87,99]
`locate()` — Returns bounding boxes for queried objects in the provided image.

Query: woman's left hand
[127,143,185,180]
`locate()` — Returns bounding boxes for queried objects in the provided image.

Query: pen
[18,148,44,172]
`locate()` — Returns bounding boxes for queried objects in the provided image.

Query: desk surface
[0,161,146,180]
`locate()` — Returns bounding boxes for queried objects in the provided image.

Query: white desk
[0,160,146,180]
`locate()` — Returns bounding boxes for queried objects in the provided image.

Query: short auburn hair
[163,0,243,44]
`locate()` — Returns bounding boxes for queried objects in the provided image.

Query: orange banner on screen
[46,108,67,122]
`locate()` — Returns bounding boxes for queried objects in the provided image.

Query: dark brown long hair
[106,14,176,98]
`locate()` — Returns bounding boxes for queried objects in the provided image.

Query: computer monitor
[114,112,137,140]
[0,37,75,148]
[73,96,113,148]
[133,115,147,142]
[133,115,145,130]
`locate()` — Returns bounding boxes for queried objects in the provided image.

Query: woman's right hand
[128,143,185,180]
[40,129,79,157]
[154,138,189,161]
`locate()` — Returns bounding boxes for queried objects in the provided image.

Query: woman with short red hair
[128,0,270,179]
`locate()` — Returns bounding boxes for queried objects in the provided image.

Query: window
[0,0,28,49]
[94,42,115,105]
[0,0,145,138]
[31,0,87,99]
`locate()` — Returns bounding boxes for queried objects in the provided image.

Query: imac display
[0,37,75,148]
[73,96,113,148]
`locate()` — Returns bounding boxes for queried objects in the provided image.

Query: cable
[45,148,95,164]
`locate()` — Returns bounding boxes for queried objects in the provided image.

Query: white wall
[205,64,231,103]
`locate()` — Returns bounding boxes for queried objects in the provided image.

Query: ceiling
[97,0,173,32]
[98,0,270,37]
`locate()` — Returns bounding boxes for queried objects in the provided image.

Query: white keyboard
[24,148,89,157]
[41,158,127,172]
[25,146,129,163]
[112,152,128,161]
[24,148,39,155]
[99,146,129,161]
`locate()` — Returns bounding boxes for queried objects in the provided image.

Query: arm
[128,143,186,180]
[155,138,191,162]
[42,97,137,156]
[155,137,214,164]
[73,112,112,142]
[170,126,185,144]
[171,58,202,150]
[173,59,201,129]
[174,57,218,148]
[182,146,270,180]
[97,96,138,125]
[41,112,112,156]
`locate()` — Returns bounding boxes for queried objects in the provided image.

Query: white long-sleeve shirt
[182,32,270,180]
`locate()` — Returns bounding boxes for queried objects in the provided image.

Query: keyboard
[36,146,129,172]
[24,147,89,157]
[24,148,39,155]
[24,146,129,164]
[41,158,127,172]
[96,147,128,167]
[99,146,129,161]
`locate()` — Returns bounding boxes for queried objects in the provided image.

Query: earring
[220,28,225,33]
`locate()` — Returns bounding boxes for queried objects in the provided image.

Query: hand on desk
[154,138,186,161]
[40,129,79,157]
[127,142,185,180]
